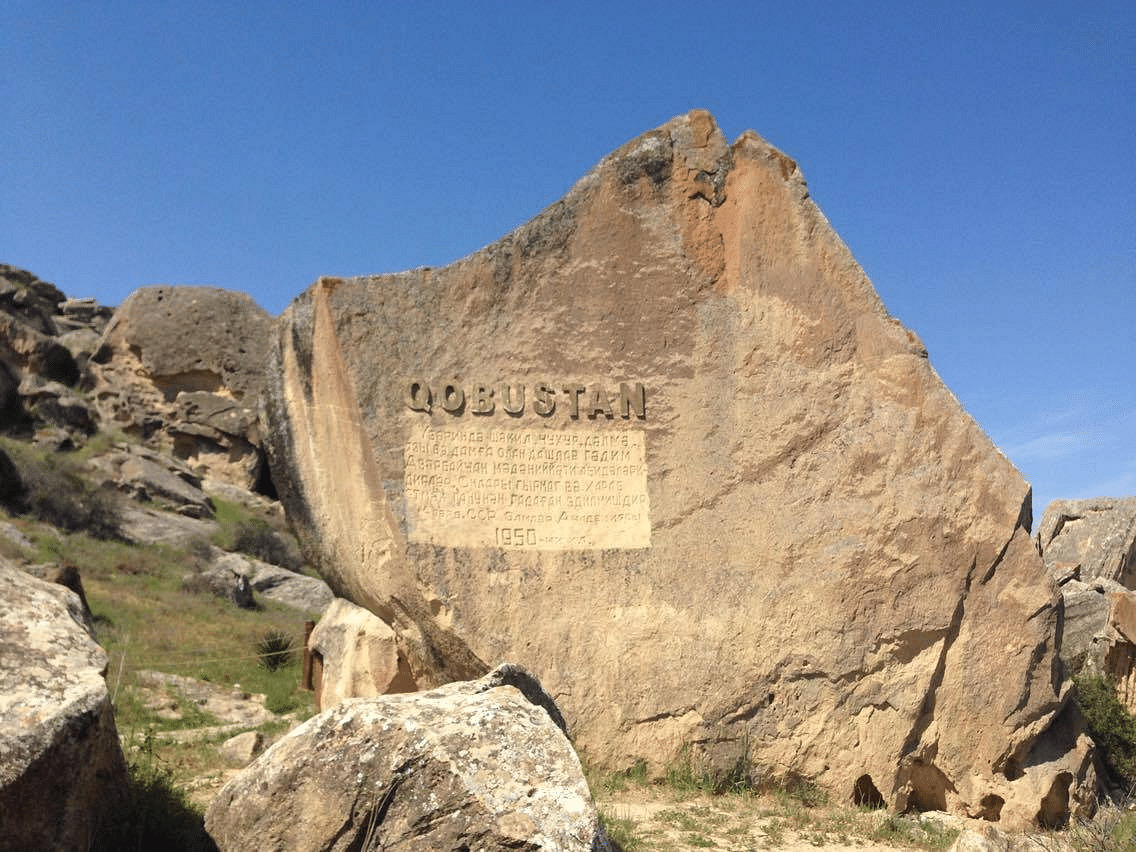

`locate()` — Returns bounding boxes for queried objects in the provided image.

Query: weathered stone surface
[90,443,215,518]
[204,664,608,852]
[116,502,217,548]
[245,558,333,614]
[219,730,263,766]
[1038,498,1136,588]
[1039,498,1136,712]
[184,551,255,608]
[17,374,99,436]
[0,559,128,851]
[263,110,1092,826]
[88,285,273,488]
[309,597,415,710]
[135,669,275,728]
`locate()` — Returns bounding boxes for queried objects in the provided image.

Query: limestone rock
[262,110,1091,826]
[134,670,276,728]
[219,730,263,766]
[245,558,333,614]
[1038,498,1136,588]
[184,551,256,608]
[90,443,215,518]
[0,558,128,851]
[308,597,416,710]
[17,374,99,436]
[88,285,273,488]
[116,502,217,548]
[1039,498,1136,711]
[204,664,608,852]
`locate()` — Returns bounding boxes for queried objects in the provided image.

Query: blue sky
[3,2,1133,518]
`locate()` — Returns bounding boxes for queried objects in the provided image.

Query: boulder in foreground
[204,664,608,851]
[0,559,128,852]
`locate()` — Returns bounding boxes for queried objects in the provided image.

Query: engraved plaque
[403,425,650,550]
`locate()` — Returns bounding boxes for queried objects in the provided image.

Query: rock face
[1039,498,1136,712]
[263,110,1093,826]
[204,664,609,851]
[1038,498,1136,587]
[88,285,273,488]
[0,559,128,851]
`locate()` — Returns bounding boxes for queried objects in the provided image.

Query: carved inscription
[403,425,650,550]
[406,380,646,419]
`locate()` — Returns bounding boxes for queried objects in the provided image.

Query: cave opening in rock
[852,773,885,808]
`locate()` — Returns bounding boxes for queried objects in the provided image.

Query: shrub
[1074,672,1136,787]
[0,440,122,539]
[257,629,295,672]
[232,518,303,571]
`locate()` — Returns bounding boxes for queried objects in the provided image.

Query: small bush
[231,518,303,571]
[0,440,123,539]
[257,629,294,672]
[1074,672,1136,787]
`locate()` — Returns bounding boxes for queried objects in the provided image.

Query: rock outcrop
[1038,498,1136,588]
[0,558,128,851]
[263,110,1093,826]
[87,285,273,488]
[204,664,609,851]
[1039,498,1136,712]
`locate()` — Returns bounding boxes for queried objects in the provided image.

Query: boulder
[88,285,274,488]
[183,551,255,608]
[244,558,333,614]
[0,558,128,851]
[204,664,608,852]
[90,443,215,518]
[219,730,264,766]
[308,597,416,710]
[262,110,1093,826]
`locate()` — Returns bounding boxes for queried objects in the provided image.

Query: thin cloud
[1003,431,1085,461]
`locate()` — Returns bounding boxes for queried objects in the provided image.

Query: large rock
[204,664,608,851]
[1038,498,1136,587]
[88,285,274,488]
[0,559,128,851]
[1038,498,1136,712]
[308,597,416,710]
[263,110,1094,826]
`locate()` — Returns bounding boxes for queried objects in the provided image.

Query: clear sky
[4,2,1133,519]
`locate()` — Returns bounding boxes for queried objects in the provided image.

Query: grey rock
[245,558,332,614]
[204,664,609,852]
[1038,497,1136,588]
[86,285,273,488]
[17,374,99,435]
[0,559,128,851]
[92,444,214,518]
[185,552,255,608]
[116,503,217,548]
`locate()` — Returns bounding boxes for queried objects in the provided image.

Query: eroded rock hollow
[263,110,1095,827]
